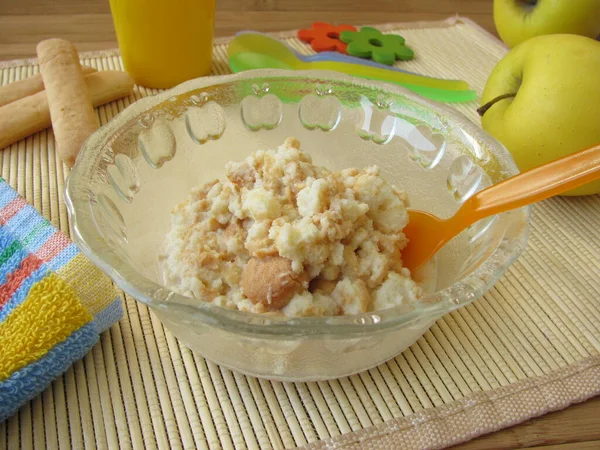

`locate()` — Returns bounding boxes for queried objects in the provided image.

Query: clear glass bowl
[65,69,530,381]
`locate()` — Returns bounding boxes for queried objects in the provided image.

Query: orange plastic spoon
[402,143,600,272]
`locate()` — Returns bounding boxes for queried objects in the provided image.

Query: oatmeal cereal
[159,138,422,317]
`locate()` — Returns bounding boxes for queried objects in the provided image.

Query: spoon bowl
[402,143,600,272]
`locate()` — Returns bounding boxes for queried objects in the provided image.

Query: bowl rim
[65,69,531,337]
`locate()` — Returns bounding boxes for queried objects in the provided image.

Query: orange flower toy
[298,22,357,54]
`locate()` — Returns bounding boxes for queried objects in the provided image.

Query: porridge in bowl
[159,137,422,317]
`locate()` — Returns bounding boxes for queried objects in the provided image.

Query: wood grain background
[0,0,497,59]
[0,0,598,448]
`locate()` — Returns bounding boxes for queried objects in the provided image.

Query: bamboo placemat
[1,16,600,450]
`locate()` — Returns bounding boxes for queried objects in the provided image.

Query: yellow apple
[494,0,600,48]
[479,34,600,196]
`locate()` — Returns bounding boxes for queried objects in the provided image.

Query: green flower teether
[340,27,414,65]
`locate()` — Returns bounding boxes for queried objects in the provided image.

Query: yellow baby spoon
[228,32,477,103]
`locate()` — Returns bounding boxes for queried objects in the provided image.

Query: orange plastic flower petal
[298,22,357,54]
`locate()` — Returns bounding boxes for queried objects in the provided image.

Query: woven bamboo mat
[1,16,600,450]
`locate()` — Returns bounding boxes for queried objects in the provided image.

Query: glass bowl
[65,69,530,382]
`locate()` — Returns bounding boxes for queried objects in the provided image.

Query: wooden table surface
[0,0,598,449]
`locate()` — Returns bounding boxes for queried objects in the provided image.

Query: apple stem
[477,93,517,117]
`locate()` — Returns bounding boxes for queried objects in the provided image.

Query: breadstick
[37,38,99,167]
[0,71,134,151]
[0,66,96,108]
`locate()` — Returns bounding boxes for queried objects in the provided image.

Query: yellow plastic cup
[109,0,216,89]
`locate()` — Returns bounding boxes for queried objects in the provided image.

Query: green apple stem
[477,93,517,117]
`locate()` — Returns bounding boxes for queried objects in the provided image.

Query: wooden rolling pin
[0,71,134,151]
[0,66,97,107]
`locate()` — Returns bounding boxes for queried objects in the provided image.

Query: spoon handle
[464,143,600,223]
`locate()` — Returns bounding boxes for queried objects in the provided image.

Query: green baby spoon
[227,33,478,103]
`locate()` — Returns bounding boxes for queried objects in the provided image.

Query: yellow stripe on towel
[57,253,118,316]
[0,273,92,381]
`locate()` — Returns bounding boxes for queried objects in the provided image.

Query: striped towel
[0,177,123,423]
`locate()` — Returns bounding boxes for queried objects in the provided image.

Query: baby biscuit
[241,256,307,310]
[0,71,134,150]
[37,38,99,167]
[0,66,96,108]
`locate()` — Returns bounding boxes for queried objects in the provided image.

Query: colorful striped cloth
[0,177,123,423]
